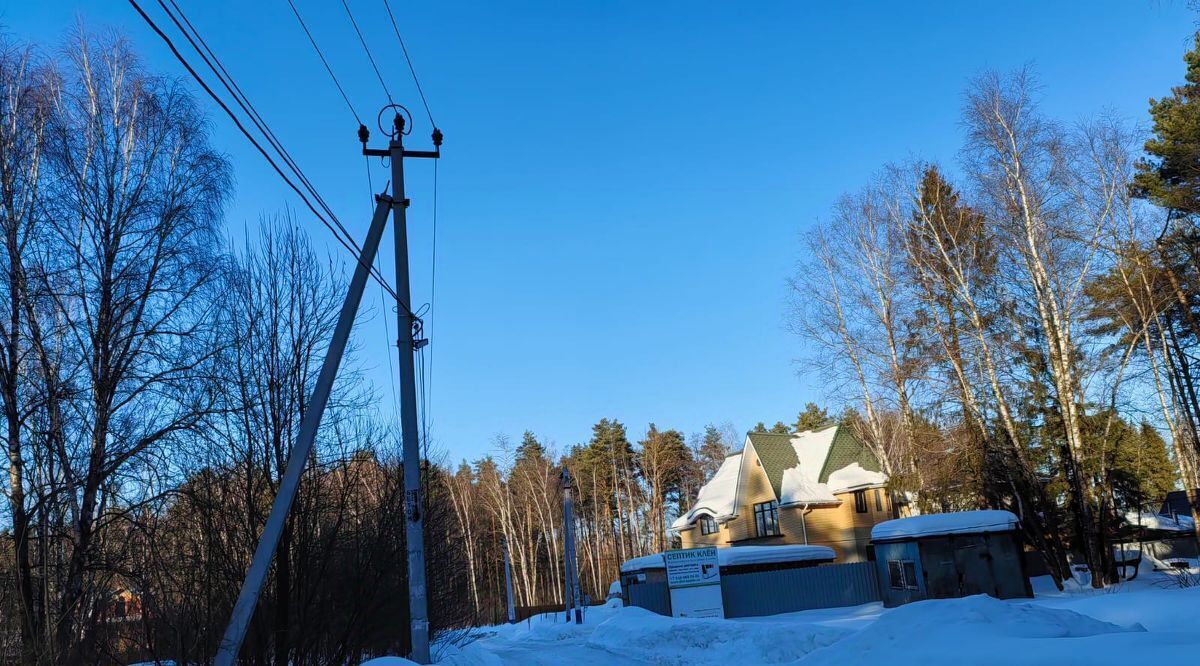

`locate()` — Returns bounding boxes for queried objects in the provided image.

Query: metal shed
[870,510,1032,608]
[619,545,881,618]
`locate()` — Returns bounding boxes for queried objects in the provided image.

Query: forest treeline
[1,20,1199,666]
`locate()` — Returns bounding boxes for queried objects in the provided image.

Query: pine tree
[1133,32,1200,217]
[1131,29,1200,541]
[694,424,731,479]
[793,403,831,432]
[769,421,791,434]
[640,424,693,551]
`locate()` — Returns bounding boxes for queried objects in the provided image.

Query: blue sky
[3,1,1196,463]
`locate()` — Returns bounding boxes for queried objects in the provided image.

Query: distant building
[672,425,896,561]
[1159,489,1199,524]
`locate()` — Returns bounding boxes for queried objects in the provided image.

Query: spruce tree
[515,430,546,465]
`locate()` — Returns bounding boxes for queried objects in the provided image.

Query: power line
[159,0,367,262]
[132,0,408,306]
[340,0,394,104]
[425,159,438,455]
[381,0,435,127]
[285,0,362,125]
[367,154,400,425]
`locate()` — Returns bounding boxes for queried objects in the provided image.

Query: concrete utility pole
[367,110,442,664]
[561,469,583,624]
[562,507,573,622]
[502,538,516,624]
[214,107,440,666]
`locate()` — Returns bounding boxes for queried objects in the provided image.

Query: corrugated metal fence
[721,562,880,617]
[628,578,672,616]
[623,562,880,618]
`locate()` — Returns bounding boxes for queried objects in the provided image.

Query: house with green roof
[672,425,897,562]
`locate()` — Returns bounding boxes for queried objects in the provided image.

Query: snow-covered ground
[430,560,1200,665]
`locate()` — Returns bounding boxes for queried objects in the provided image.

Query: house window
[699,515,717,535]
[754,501,780,537]
[888,560,919,590]
[874,488,883,512]
[854,490,868,513]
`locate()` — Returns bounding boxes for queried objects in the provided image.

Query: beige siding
[679,520,725,548]
[723,444,778,542]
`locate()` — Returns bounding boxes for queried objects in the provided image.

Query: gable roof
[674,425,887,530]
[750,426,848,505]
[818,426,882,483]
[745,432,799,500]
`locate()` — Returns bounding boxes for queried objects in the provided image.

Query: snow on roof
[778,427,841,505]
[792,427,838,478]
[619,545,837,572]
[717,544,836,567]
[670,453,742,529]
[827,462,888,494]
[1123,510,1196,533]
[780,466,837,504]
[620,553,666,572]
[871,510,1019,542]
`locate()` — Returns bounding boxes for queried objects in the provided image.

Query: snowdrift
[800,594,1145,665]
[586,606,848,665]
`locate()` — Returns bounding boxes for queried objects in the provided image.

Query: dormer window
[699,515,718,535]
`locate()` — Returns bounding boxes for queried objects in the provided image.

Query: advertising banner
[664,547,724,618]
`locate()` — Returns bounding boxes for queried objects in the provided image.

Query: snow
[790,427,840,482]
[607,580,622,598]
[671,453,742,529]
[799,593,1159,666]
[778,428,885,505]
[717,544,836,567]
[780,466,838,504]
[826,462,888,494]
[619,552,666,572]
[871,510,1019,542]
[620,545,836,572]
[442,567,1200,664]
[1122,510,1196,532]
[587,606,848,664]
[363,659,421,666]
[779,427,843,505]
